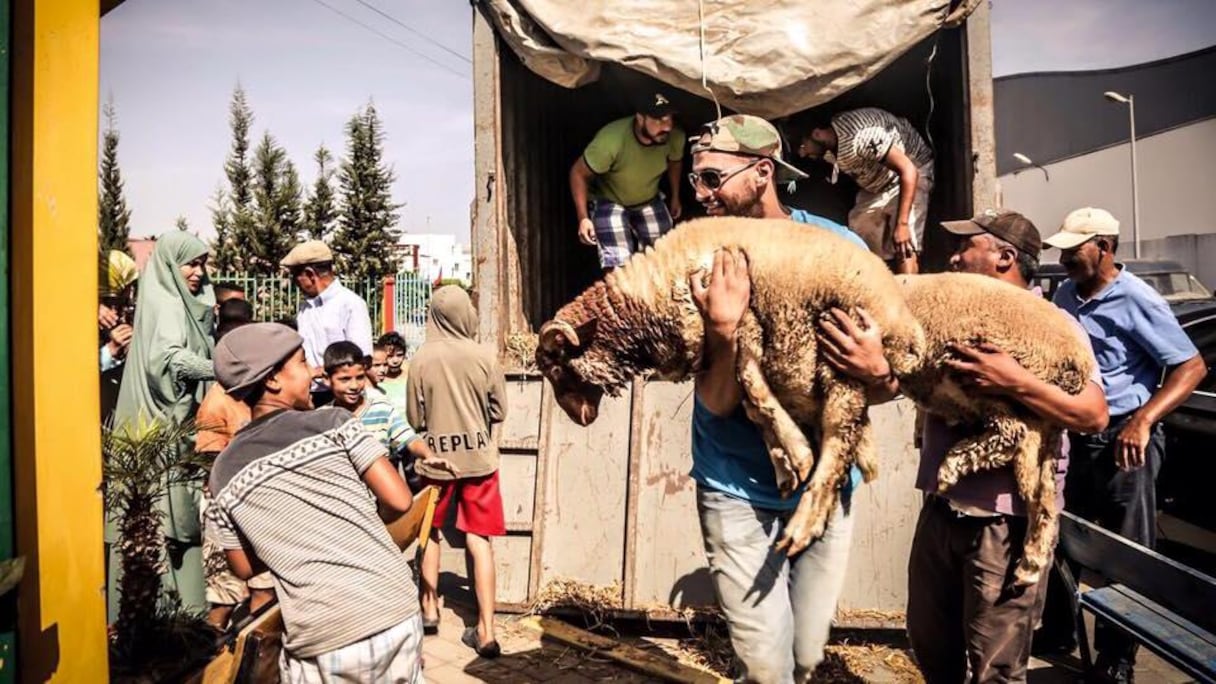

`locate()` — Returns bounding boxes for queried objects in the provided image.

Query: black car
[1034,259,1213,303]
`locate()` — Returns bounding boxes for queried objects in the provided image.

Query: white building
[994,46,1216,288]
[397,232,473,285]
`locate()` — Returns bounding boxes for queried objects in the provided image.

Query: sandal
[461,626,501,659]
[422,616,440,636]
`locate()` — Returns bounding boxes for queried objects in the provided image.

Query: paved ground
[425,599,1193,683]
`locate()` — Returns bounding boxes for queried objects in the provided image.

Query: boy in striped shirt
[205,323,422,682]
[325,341,454,492]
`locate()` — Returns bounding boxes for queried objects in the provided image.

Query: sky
[101,0,1216,244]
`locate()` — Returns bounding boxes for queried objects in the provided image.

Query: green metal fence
[393,271,433,355]
[213,274,385,334]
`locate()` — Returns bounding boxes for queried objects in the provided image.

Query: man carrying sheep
[797,107,934,275]
[569,91,686,272]
[686,114,872,682]
[818,209,1109,683]
[1036,207,1204,682]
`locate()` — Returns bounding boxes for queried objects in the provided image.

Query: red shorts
[424,471,506,537]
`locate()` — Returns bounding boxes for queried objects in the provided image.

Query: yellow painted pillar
[10,0,108,680]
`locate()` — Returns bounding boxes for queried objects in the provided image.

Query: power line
[349,0,472,65]
[308,0,470,80]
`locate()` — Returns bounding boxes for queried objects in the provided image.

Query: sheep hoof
[1013,560,1042,587]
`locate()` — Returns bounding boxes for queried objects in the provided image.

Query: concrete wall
[999,117,1216,249]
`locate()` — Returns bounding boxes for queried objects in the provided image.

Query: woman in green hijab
[108,232,216,621]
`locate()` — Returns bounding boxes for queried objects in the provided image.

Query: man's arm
[225,546,268,582]
[1117,354,1205,469]
[570,157,598,246]
[816,308,900,403]
[691,249,750,416]
[882,146,919,262]
[665,157,683,220]
[363,456,415,521]
[944,343,1109,433]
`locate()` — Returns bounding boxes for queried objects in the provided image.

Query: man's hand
[106,323,135,359]
[578,218,597,246]
[817,308,890,385]
[690,248,751,340]
[1115,416,1151,471]
[943,342,1033,395]
[893,220,915,261]
[99,304,119,330]
[669,196,683,221]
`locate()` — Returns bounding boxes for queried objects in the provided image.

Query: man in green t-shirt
[569,91,686,270]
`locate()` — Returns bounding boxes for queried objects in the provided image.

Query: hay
[505,331,539,372]
[530,578,623,630]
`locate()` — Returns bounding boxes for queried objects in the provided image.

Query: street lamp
[1103,90,1140,258]
[1012,152,1050,181]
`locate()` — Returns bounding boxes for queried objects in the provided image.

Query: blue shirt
[690,209,865,510]
[1053,266,1198,417]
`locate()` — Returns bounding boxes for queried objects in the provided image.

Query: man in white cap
[1037,207,1204,682]
[281,239,374,404]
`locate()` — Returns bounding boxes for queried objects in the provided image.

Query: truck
[436,0,997,626]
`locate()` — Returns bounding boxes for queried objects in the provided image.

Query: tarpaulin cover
[481,0,958,118]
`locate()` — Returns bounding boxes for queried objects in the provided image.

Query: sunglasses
[688,159,762,191]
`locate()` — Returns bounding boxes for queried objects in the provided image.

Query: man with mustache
[570,91,686,272]
[1036,207,1204,682]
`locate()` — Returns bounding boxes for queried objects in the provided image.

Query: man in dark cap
[569,90,686,271]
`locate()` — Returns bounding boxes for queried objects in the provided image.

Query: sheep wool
[896,272,1096,586]
[535,216,926,555]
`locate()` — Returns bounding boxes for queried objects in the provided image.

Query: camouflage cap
[690,114,809,183]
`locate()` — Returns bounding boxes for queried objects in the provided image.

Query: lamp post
[1012,152,1050,181]
[1103,90,1140,258]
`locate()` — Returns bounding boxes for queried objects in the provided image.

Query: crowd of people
[570,98,1203,683]
[99,233,508,681]
[95,93,1206,683]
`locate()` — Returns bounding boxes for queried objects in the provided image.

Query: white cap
[1042,207,1120,250]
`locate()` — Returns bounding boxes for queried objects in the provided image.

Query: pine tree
[247,131,303,275]
[332,103,402,282]
[98,100,133,256]
[303,145,337,241]
[212,85,256,272]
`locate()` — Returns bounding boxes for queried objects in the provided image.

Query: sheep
[894,272,1095,586]
[534,216,927,554]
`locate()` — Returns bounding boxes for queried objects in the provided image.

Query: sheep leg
[936,414,1024,493]
[777,375,867,555]
[1013,427,1058,587]
[735,311,817,497]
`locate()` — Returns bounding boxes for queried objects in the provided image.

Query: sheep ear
[539,320,580,352]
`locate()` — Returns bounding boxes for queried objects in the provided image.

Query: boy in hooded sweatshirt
[407,285,507,657]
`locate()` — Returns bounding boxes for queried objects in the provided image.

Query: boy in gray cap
[204,323,423,682]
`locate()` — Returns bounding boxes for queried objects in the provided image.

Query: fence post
[382,276,395,333]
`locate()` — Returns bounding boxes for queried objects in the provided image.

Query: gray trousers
[697,486,855,684]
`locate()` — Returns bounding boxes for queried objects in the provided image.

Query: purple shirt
[916,291,1101,516]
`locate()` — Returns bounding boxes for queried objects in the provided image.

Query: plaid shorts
[279,614,424,683]
[591,196,674,269]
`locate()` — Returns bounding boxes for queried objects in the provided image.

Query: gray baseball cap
[214,322,304,397]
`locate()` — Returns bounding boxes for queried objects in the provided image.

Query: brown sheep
[895,272,1095,586]
[535,216,926,554]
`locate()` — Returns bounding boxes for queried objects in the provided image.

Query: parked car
[1034,259,1213,303]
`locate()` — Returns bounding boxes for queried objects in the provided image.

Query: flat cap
[280,240,334,268]
[214,322,303,397]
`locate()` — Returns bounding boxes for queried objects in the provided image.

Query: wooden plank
[495,534,533,605]
[537,387,631,591]
[385,485,438,551]
[1081,585,1216,682]
[622,380,646,609]
[499,376,543,450]
[836,399,922,617]
[518,615,730,684]
[528,381,554,603]
[471,5,503,349]
[1059,512,1216,632]
[201,604,283,684]
[499,452,537,530]
[628,381,714,610]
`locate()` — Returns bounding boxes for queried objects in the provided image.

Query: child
[196,305,275,630]
[407,286,506,654]
[370,342,391,386]
[206,323,423,681]
[323,341,453,493]
[377,332,409,416]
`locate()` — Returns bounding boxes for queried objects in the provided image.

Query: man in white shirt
[280,240,374,404]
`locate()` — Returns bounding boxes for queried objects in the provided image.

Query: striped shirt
[206,407,417,658]
[830,108,933,194]
[357,393,419,460]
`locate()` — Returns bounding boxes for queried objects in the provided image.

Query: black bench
[1055,511,1216,683]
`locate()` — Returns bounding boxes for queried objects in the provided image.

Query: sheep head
[536,317,608,426]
